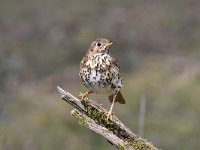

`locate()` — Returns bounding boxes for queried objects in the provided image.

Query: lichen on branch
[57,86,159,150]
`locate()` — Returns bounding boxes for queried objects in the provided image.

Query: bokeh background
[0,0,200,149]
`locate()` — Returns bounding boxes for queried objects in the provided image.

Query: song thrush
[79,38,125,120]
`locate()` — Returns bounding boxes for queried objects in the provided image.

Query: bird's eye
[97,42,101,47]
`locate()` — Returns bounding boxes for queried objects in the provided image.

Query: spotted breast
[79,53,123,95]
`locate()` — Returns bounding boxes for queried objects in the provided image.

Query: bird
[79,38,125,120]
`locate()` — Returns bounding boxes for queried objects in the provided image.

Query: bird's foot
[106,109,113,121]
[79,92,89,100]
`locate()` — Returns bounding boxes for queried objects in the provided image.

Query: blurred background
[0,0,200,149]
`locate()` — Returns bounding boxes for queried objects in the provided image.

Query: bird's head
[89,38,114,54]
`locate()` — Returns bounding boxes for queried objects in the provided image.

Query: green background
[0,0,200,149]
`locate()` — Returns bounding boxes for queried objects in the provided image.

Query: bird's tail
[108,91,126,104]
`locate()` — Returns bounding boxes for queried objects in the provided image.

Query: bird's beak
[106,41,114,47]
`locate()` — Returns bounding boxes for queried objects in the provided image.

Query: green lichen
[77,101,158,150]
[123,138,158,150]
[71,109,87,126]
[118,144,125,150]
[86,105,120,133]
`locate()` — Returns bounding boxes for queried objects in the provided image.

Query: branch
[57,86,159,150]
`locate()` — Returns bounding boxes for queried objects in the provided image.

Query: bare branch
[57,86,159,150]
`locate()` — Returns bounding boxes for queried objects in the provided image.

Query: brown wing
[110,57,120,69]
[80,55,89,69]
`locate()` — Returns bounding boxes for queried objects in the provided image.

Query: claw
[79,92,90,100]
[106,109,113,121]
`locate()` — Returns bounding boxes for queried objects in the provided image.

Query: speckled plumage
[79,38,125,120]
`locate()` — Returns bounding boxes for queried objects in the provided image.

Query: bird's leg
[107,94,117,121]
[79,91,93,100]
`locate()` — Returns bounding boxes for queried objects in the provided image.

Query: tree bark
[57,86,159,150]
